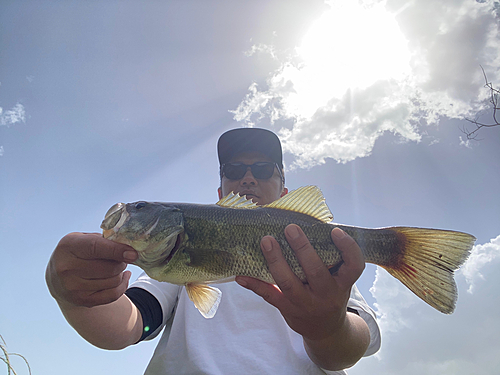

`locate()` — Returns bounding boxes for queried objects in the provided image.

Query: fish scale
[101,186,475,317]
[180,205,336,283]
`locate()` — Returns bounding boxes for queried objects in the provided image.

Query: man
[46,128,380,374]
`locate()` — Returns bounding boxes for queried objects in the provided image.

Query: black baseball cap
[217,128,283,169]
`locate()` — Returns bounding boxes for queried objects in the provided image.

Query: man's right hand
[46,232,138,308]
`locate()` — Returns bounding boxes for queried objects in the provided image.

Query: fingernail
[123,251,137,261]
[236,278,248,287]
[261,237,273,252]
[286,225,300,240]
[332,228,346,239]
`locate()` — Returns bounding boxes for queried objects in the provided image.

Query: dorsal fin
[216,191,259,209]
[263,186,333,223]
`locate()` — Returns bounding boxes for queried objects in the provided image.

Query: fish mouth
[101,203,128,239]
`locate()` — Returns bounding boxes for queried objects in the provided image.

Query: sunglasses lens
[223,164,247,180]
[251,163,275,179]
[223,162,276,180]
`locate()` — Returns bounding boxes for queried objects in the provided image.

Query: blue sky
[1,0,499,374]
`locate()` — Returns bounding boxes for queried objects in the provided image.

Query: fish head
[101,201,184,268]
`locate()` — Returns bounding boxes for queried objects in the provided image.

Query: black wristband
[125,287,163,343]
[347,307,360,316]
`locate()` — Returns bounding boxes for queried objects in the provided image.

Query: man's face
[218,152,287,206]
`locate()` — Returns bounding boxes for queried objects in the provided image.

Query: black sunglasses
[221,162,282,180]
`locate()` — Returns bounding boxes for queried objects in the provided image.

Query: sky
[0,0,499,374]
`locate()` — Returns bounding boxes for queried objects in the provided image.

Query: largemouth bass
[101,186,475,318]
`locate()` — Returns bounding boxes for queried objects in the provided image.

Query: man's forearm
[303,311,370,371]
[59,295,143,350]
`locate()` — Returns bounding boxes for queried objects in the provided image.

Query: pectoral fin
[185,283,222,319]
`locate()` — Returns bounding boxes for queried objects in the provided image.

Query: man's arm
[236,225,370,371]
[46,232,143,349]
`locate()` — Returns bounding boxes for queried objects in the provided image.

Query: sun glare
[281,0,411,119]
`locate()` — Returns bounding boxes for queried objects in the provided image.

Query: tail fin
[381,227,475,314]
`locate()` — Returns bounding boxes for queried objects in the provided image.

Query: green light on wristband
[144,326,150,333]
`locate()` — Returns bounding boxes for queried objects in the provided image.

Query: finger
[330,228,365,290]
[284,224,332,293]
[260,235,305,300]
[64,271,129,292]
[70,259,128,279]
[61,233,138,263]
[70,271,132,307]
[235,276,292,312]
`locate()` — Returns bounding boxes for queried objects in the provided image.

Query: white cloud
[244,43,278,60]
[233,0,500,167]
[0,102,26,156]
[0,103,26,127]
[459,234,500,293]
[459,135,473,149]
[349,234,500,375]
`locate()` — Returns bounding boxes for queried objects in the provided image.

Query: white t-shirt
[130,274,380,375]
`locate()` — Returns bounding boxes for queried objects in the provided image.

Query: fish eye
[135,202,147,210]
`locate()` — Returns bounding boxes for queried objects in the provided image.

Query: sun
[279,0,411,119]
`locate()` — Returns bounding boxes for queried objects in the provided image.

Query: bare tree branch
[462,66,500,140]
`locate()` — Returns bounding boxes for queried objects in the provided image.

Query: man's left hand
[236,224,364,341]
[236,224,370,371]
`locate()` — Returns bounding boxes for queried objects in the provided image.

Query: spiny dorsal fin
[263,186,333,223]
[216,191,259,209]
